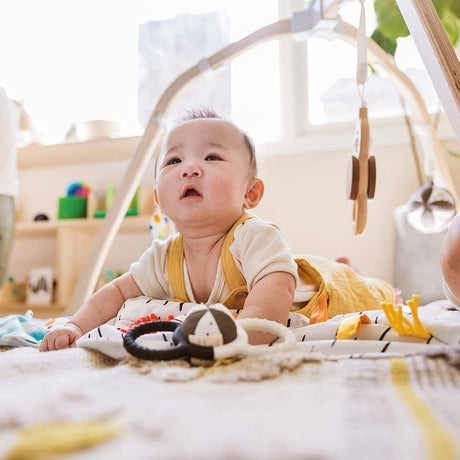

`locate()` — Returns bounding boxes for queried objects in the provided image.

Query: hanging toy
[123,303,296,362]
[346,0,376,236]
[406,181,456,234]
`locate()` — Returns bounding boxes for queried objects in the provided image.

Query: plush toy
[123,303,296,362]
[381,295,430,339]
[149,205,174,240]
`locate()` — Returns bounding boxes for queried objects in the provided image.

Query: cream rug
[1,345,460,459]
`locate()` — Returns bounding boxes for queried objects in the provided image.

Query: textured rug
[1,345,460,459]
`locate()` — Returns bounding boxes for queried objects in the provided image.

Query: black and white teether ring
[123,303,295,361]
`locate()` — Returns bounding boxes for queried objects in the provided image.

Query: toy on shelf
[1,276,27,304]
[66,183,91,198]
[96,268,123,290]
[381,295,430,339]
[90,185,154,219]
[26,268,55,305]
[33,213,49,221]
[58,182,91,219]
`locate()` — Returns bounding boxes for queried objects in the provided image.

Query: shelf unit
[1,138,150,317]
[17,136,141,169]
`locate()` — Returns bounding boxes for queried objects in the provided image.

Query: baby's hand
[39,323,84,352]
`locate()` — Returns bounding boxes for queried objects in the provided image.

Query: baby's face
[155,118,255,231]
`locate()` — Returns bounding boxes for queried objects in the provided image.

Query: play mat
[1,296,460,459]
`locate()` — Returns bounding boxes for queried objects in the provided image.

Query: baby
[440,212,460,310]
[40,108,393,352]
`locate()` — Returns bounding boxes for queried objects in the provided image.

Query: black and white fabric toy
[123,303,296,361]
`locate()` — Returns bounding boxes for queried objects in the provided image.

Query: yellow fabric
[167,218,394,319]
[336,313,371,339]
[7,420,121,460]
[309,293,328,324]
[167,235,190,302]
[294,255,394,320]
[220,214,252,291]
[382,295,430,339]
[390,358,457,460]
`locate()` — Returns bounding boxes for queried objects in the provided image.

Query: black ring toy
[123,321,215,361]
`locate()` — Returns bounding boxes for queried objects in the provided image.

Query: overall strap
[220,213,253,292]
[167,235,190,302]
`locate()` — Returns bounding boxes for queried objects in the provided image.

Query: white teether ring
[211,318,296,359]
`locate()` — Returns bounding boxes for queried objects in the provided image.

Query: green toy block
[93,184,139,218]
[58,196,88,219]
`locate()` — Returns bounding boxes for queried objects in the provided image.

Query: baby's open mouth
[182,188,201,198]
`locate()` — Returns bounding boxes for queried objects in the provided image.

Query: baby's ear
[244,178,264,209]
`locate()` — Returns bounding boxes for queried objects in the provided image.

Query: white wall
[255,137,460,284]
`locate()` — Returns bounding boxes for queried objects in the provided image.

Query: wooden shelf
[18,136,141,169]
[15,215,152,238]
[0,302,65,318]
[13,138,156,314]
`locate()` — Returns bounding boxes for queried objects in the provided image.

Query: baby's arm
[440,213,460,302]
[238,271,296,345]
[39,273,142,351]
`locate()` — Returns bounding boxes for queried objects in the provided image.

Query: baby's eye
[166,157,181,165]
[205,154,221,161]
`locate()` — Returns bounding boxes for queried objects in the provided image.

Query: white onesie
[130,216,300,304]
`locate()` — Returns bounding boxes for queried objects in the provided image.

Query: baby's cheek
[214,181,239,203]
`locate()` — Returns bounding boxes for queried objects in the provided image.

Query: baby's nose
[181,163,201,177]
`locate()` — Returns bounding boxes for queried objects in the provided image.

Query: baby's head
[155,108,257,179]
[154,108,264,231]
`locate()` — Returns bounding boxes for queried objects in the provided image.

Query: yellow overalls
[166,214,394,323]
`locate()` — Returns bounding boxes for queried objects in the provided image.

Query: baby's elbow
[285,274,296,301]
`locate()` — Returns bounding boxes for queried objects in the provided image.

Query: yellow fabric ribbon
[336,313,371,339]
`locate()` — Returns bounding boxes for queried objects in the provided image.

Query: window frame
[275,0,458,154]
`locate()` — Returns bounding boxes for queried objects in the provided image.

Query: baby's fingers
[39,337,50,352]
[54,333,72,350]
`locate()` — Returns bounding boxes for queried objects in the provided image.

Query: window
[287,0,445,129]
[0,0,447,146]
[0,0,278,145]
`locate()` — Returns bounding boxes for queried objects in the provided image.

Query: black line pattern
[379,327,392,341]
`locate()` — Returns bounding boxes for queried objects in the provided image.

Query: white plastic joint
[292,9,321,40]
[198,58,213,75]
